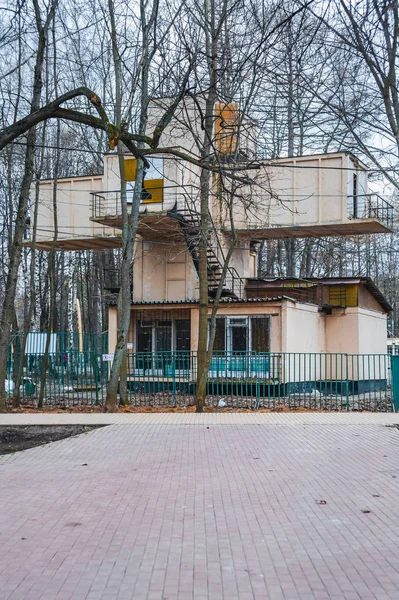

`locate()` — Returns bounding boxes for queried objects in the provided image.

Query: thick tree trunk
[194,94,217,412]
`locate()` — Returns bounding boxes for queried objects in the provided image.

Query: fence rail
[5,338,394,411]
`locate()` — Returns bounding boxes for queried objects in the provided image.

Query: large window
[209,316,270,353]
[136,318,190,353]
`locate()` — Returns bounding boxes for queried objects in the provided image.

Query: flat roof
[246,277,392,313]
[106,296,300,307]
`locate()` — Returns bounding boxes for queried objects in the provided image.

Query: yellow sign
[124,158,164,204]
[215,103,238,154]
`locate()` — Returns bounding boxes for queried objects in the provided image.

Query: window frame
[135,317,191,353]
[207,315,271,353]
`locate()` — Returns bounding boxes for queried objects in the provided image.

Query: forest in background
[1,0,398,338]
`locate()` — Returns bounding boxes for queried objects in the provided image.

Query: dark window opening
[230,320,248,353]
[353,173,358,217]
[155,320,172,352]
[134,311,191,367]
[251,317,270,353]
[137,320,152,353]
[175,319,191,351]
[209,316,271,354]
[213,318,226,352]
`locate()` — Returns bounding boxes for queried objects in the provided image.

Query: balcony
[347,194,394,230]
[90,187,194,241]
[231,193,395,239]
[91,187,395,243]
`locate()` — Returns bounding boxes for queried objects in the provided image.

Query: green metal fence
[126,351,391,411]
[7,332,109,406]
[5,338,394,411]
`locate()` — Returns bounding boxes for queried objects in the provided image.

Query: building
[28,99,393,375]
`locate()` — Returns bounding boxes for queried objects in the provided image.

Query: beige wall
[325,306,387,355]
[228,241,257,279]
[108,306,118,353]
[132,241,198,302]
[108,301,387,377]
[358,284,385,312]
[282,302,325,353]
[224,153,369,231]
[146,97,257,161]
[35,174,121,245]
[356,308,387,354]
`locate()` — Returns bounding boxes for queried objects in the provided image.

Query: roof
[256,151,368,171]
[246,276,392,313]
[106,296,300,307]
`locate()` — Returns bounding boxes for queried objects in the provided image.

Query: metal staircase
[168,199,243,299]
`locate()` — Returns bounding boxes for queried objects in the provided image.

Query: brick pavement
[0,417,399,599]
[1,412,399,425]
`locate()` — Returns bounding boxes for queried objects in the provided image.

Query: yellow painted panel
[281,281,312,288]
[142,179,164,204]
[329,284,358,307]
[216,103,238,154]
[125,159,137,182]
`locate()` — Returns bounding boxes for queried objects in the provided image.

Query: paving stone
[0,416,399,599]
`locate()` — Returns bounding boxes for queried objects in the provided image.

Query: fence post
[390,355,399,412]
[345,354,349,411]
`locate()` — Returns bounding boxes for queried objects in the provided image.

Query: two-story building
[28,98,393,379]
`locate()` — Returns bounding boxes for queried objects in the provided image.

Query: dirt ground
[0,425,105,455]
[8,405,329,414]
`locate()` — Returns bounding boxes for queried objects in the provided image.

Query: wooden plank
[24,236,123,251]
[233,219,391,240]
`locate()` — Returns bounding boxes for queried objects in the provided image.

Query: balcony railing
[90,185,198,221]
[347,194,394,230]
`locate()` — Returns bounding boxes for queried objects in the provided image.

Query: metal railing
[6,342,393,411]
[7,332,109,406]
[173,195,246,298]
[125,351,391,411]
[90,185,197,220]
[347,194,394,230]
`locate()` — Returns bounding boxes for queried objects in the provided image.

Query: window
[175,320,191,351]
[213,318,226,352]
[228,318,248,353]
[251,317,270,353]
[208,316,270,353]
[155,320,172,352]
[137,320,152,353]
[136,318,190,353]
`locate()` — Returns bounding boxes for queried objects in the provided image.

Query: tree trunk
[0,0,57,412]
[194,24,218,412]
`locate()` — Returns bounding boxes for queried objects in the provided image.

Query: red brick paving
[0,421,399,599]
